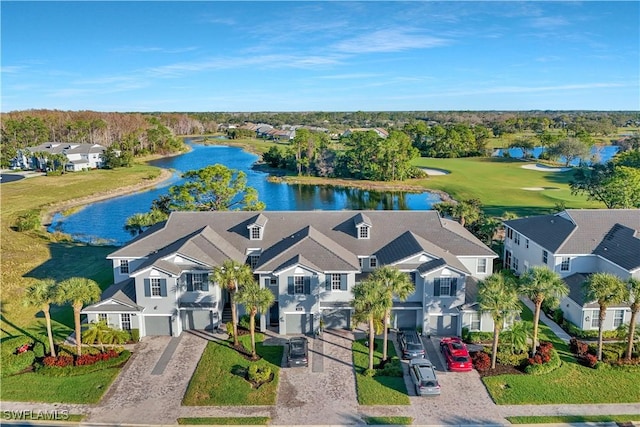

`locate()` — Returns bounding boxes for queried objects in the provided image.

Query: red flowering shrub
[75,350,119,366]
[43,355,74,367]
[569,338,589,357]
[527,342,553,365]
[580,353,598,368]
[472,351,491,371]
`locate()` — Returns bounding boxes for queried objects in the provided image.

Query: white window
[542,250,548,264]
[250,226,261,240]
[477,258,487,274]
[121,313,131,331]
[369,257,377,268]
[119,260,129,274]
[613,310,624,328]
[359,226,369,239]
[151,278,162,297]
[561,257,570,272]
[249,254,259,269]
[469,312,481,331]
[590,310,599,329]
[294,276,305,294]
[98,313,108,323]
[191,273,206,291]
[331,274,342,290]
[505,250,512,270]
[514,233,520,245]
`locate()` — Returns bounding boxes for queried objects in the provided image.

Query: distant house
[83,211,497,338]
[12,142,106,171]
[503,209,640,331]
[342,128,389,139]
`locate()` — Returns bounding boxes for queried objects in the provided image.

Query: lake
[493,145,619,165]
[48,143,442,245]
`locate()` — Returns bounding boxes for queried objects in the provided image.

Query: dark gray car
[287,337,309,367]
[397,329,425,359]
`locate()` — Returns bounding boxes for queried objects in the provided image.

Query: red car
[440,337,473,372]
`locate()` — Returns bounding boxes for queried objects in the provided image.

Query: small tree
[236,281,275,358]
[23,279,58,357]
[351,278,391,371]
[56,277,101,356]
[213,260,254,347]
[583,273,628,361]
[626,278,640,360]
[83,320,128,352]
[478,272,521,369]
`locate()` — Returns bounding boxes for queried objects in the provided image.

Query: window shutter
[201,276,209,292]
[288,277,294,295]
[144,279,151,297]
[325,276,331,291]
[450,278,458,296]
[304,277,311,295]
[160,279,168,297]
[340,274,347,290]
[410,272,416,285]
[187,274,193,292]
[433,278,441,296]
[265,278,271,287]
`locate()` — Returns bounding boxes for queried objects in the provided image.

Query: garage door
[285,313,312,335]
[144,316,172,336]
[183,310,214,331]
[394,310,417,329]
[435,315,458,336]
[322,309,350,329]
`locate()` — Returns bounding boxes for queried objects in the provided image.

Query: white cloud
[333,28,450,54]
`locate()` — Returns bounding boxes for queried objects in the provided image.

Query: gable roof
[110,211,496,273]
[505,209,640,265]
[82,279,143,312]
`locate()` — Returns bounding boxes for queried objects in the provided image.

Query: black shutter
[144,279,151,297]
[340,274,347,290]
[304,277,311,295]
[187,274,193,292]
[265,278,271,287]
[288,277,294,295]
[433,278,441,296]
[450,278,458,296]
[160,279,168,297]
[326,276,331,291]
[201,275,209,292]
[410,272,416,285]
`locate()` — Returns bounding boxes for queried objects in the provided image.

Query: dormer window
[353,212,372,240]
[247,213,267,240]
[358,225,370,239]
[250,226,262,240]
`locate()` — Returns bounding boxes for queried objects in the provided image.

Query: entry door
[270,302,279,326]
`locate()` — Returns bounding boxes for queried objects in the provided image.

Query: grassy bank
[0,163,165,336]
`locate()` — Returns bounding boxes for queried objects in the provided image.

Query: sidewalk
[520,297,572,343]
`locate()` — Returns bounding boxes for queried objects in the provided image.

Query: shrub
[376,361,403,377]
[14,210,41,232]
[363,368,377,378]
[569,338,589,357]
[1,336,37,377]
[461,327,470,342]
[38,350,131,377]
[32,342,45,358]
[129,329,140,343]
[579,354,598,368]
[553,309,564,325]
[472,351,491,371]
[467,332,494,344]
[497,351,528,367]
[524,348,561,375]
[239,314,259,331]
[247,364,271,384]
[225,322,234,339]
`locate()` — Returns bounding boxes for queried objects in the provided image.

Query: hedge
[1,336,36,377]
[524,348,561,375]
[37,350,131,377]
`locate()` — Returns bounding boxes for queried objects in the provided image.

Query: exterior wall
[111,258,146,283]
[422,268,466,315]
[87,312,141,331]
[458,256,494,279]
[133,269,180,335]
[595,258,633,279]
[559,296,584,328]
[276,266,321,333]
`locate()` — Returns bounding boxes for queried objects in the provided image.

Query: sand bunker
[521,164,572,172]
[421,168,450,176]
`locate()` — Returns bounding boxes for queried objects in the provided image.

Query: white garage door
[183,310,215,331]
[285,313,312,335]
[145,316,172,336]
[322,309,350,329]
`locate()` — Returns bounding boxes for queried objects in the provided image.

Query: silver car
[408,358,441,396]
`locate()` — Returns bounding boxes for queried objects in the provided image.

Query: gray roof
[505,210,640,268]
[82,279,143,312]
[25,142,106,155]
[110,211,496,273]
[462,276,480,309]
[564,272,632,308]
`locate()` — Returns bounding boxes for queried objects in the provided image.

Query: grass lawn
[364,416,413,425]
[352,338,410,406]
[411,157,601,217]
[482,302,640,404]
[0,368,122,403]
[507,415,640,424]
[182,334,283,406]
[177,417,269,425]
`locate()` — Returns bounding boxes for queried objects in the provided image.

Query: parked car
[287,337,309,367]
[409,358,441,396]
[440,336,473,372]
[397,329,425,359]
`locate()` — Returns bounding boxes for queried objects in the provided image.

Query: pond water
[49,143,442,245]
[493,145,619,165]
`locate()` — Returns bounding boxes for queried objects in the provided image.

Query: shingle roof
[563,272,593,307]
[83,279,143,312]
[505,210,640,269]
[110,211,496,273]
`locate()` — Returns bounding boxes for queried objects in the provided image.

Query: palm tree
[83,320,126,352]
[235,281,275,358]
[213,260,254,347]
[583,273,628,361]
[519,266,568,355]
[56,277,101,356]
[477,272,521,369]
[625,278,640,360]
[351,278,391,370]
[23,278,58,357]
[369,266,415,362]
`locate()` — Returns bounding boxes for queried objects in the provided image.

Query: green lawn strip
[177,417,269,425]
[364,416,413,425]
[507,415,640,424]
[482,302,640,405]
[182,334,283,406]
[0,368,121,403]
[411,157,601,217]
[352,338,410,406]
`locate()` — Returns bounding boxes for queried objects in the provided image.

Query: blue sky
[1,1,638,112]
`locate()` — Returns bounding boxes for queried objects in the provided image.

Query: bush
[569,338,589,357]
[1,336,36,377]
[461,327,470,342]
[497,351,528,367]
[226,322,234,339]
[472,351,491,371]
[33,342,45,358]
[527,341,554,366]
[579,354,598,368]
[129,329,140,343]
[553,309,564,325]
[38,350,131,377]
[247,364,271,384]
[376,360,403,377]
[14,210,41,232]
[467,332,494,344]
[524,348,561,375]
[239,314,259,331]
[363,368,377,378]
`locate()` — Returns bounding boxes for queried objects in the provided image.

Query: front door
[270,302,279,326]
